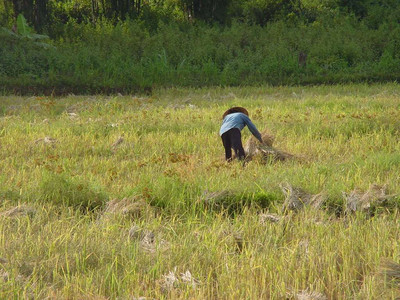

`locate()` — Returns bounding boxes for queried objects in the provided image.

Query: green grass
[1,83,400,298]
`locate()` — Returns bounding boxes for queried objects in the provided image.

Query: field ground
[1,84,400,299]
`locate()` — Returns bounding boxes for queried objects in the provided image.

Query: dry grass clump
[0,270,26,284]
[111,135,124,150]
[245,130,275,152]
[343,184,396,213]
[139,231,158,253]
[215,227,246,254]
[289,290,327,300]
[257,145,295,161]
[128,225,154,243]
[200,190,231,203]
[128,224,169,253]
[158,267,201,292]
[244,129,294,162]
[34,136,58,145]
[379,259,400,283]
[159,268,179,291]
[168,153,190,163]
[232,231,244,253]
[0,205,36,218]
[102,196,152,219]
[258,212,282,224]
[280,183,326,212]
[199,190,235,212]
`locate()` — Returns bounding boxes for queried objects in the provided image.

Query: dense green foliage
[1,0,400,93]
[3,0,400,31]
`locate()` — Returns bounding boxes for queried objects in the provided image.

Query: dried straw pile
[244,129,294,162]
[342,184,396,214]
[280,182,326,212]
[0,205,36,218]
[101,196,152,220]
[379,259,400,282]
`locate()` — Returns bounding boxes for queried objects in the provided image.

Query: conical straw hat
[222,107,249,119]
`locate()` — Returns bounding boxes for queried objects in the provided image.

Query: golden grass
[1,84,400,298]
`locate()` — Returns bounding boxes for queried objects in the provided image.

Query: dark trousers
[221,128,246,161]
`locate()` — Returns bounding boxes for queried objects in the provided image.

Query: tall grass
[1,84,400,298]
[2,17,400,94]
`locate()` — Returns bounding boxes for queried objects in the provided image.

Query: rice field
[1,84,400,299]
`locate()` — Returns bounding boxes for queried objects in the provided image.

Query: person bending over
[219,107,263,161]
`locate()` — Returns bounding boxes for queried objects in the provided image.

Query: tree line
[1,0,400,33]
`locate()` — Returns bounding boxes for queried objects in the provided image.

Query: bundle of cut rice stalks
[244,129,295,162]
[280,182,326,212]
[342,183,397,214]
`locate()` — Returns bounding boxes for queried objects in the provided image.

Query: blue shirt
[219,112,262,141]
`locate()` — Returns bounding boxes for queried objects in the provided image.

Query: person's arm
[242,114,263,143]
